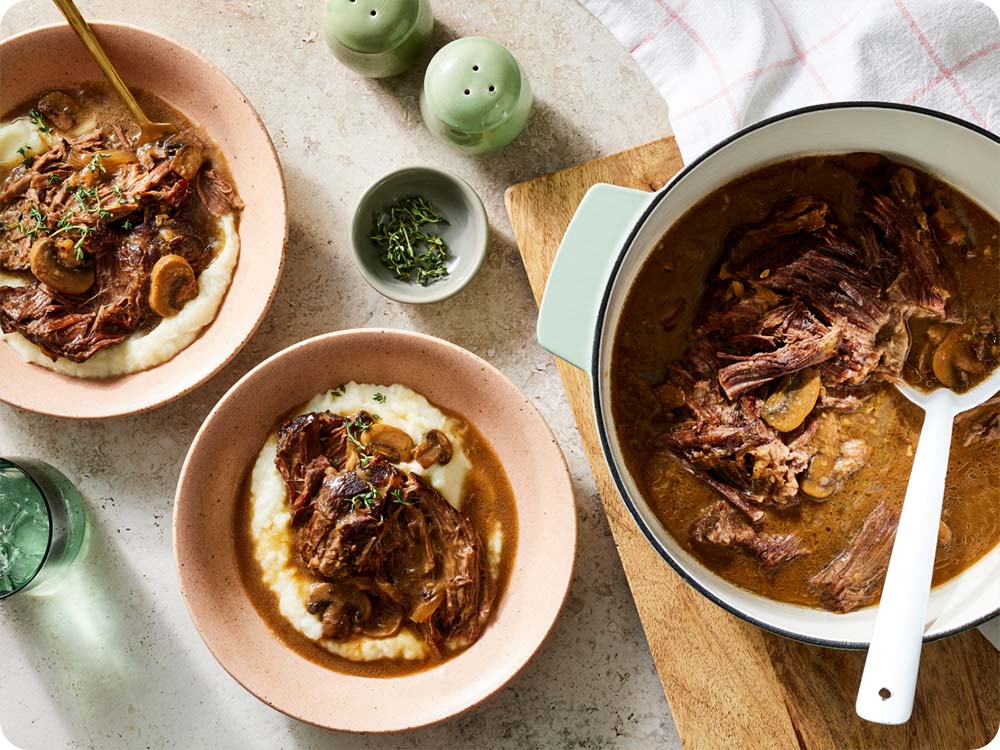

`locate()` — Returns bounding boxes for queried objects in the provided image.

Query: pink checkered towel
[581,0,1000,162]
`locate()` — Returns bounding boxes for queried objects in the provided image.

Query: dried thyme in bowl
[370,196,450,285]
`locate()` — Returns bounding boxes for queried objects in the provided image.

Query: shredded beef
[691,501,808,570]
[275,411,495,654]
[807,501,900,613]
[653,165,965,542]
[0,94,242,363]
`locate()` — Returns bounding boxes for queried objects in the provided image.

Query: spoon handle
[51,0,150,127]
[856,403,953,725]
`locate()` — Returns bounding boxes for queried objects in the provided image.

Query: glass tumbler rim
[0,456,54,600]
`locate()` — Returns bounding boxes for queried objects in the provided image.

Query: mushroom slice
[307,582,373,640]
[360,423,415,463]
[359,599,403,639]
[932,324,986,390]
[413,429,453,468]
[29,237,94,296]
[800,413,840,500]
[149,254,199,317]
[761,368,821,432]
[306,582,335,614]
[36,91,78,131]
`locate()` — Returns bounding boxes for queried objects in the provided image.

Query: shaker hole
[464,89,470,95]
[370,9,377,15]
[878,688,891,701]
[488,85,496,92]
[473,65,479,71]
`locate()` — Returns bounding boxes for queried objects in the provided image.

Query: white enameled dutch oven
[537,103,1000,649]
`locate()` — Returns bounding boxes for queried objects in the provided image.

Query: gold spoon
[51,0,174,145]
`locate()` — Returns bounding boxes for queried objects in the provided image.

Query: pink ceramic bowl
[174,329,577,732]
[0,22,286,419]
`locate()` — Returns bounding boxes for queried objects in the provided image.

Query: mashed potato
[0,118,54,169]
[249,382,503,662]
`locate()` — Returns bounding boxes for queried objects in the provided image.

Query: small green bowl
[351,166,488,304]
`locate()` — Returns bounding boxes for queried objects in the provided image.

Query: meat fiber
[807,502,900,613]
[691,501,808,570]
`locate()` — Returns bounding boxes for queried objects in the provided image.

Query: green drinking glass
[0,457,86,599]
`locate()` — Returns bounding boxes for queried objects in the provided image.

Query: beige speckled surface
[0,0,677,748]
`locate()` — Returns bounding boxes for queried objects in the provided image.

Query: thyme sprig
[28,109,51,134]
[370,196,450,286]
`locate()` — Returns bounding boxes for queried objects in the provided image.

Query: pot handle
[536,184,653,371]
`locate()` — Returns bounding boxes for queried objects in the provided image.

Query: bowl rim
[350,165,488,304]
[0,20,288,419]
[173,327,578,731]
[590,101,1000,649]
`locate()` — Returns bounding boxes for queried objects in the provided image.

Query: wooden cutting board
[504,136,1000,750]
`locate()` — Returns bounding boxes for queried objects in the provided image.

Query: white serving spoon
[856,366,1000,725]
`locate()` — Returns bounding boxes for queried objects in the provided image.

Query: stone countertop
[0,1,677,748]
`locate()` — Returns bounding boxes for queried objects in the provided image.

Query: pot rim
[590,101,1000,649]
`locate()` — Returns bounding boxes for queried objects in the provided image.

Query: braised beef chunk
[275,412,495,653]
[275,411,354,522]
[807,502,900,613]
[0,87,242,363]
[196,169,244,217]
[959,396,1000,447]
[691,501,808,571]
[729,196,829,266]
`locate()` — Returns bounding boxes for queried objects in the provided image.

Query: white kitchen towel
[581,0,1000,162]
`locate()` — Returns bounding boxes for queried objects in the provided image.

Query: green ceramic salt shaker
[420,37,532,155]
[322,0,433,78]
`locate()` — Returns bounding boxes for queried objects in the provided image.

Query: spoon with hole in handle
[51,0,174,145]
[856,365,1000,724]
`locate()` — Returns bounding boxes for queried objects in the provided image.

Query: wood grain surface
[504,135,999,750]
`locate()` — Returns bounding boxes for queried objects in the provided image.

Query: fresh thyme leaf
[373,392,386,403]
[28,109,51,134]
[16,145,32,167]
[122,219,133,231]
[389,488,411,506]
[24,206,46,237]
[348,482,380,510]
[86,153,110,174]
[370,196,450,286]
[344,414,373,452]
[330,383,346,397]
[46,173,62,184]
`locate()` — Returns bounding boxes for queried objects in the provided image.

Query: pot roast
[612,153,999,613]
[274,410,495,654]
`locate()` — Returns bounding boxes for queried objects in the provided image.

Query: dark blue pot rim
[589,101,1000,650]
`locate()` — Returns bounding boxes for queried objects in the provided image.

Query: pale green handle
[536,184,652,371]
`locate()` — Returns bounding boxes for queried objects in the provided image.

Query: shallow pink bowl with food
[174,329,577,732]
[0,22,286,418]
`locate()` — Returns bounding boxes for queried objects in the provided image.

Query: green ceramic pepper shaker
[420,37,532,155]
[322,0,433,79]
